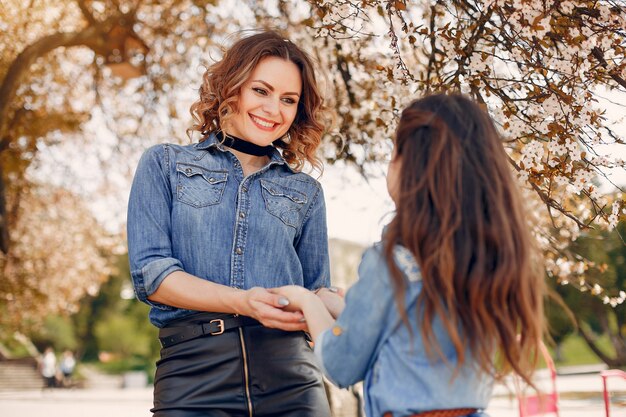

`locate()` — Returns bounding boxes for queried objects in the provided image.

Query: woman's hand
[238,287,307,331]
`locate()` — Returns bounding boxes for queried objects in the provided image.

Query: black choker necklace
[222,134,275,157]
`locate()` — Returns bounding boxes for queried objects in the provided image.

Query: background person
[59,350,76,387]
[40,347,57,389]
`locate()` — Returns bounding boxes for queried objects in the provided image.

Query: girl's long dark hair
[384,93,545,386]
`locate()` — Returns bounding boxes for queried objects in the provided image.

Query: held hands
[240,287,307,331]
[270,285,315,311]
[270,286,346,319]
[314,287,346,319]
[271,285,341,341]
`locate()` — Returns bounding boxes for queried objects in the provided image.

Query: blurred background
[1,0,626,416]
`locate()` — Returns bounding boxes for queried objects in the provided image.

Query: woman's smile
[249,113,280,131]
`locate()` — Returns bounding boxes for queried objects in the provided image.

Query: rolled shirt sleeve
[314,246,394,388]
[127,144,183,309]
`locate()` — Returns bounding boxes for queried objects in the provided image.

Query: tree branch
[76,0,98,26]
[0,28,104,142]
[578,324,619,367]
[0,10,140,253]
[591,47,626,90]
[507,156,591,230]
[425,2,440,91]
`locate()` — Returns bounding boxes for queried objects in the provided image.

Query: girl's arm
[276,246,395,388]
[315,287,345,319]
[273,286,336,340]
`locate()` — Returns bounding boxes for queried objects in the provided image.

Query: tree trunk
[0,11,134,252]
[554,342,564,363]
[0,159,8,253]
[578,326,621,368]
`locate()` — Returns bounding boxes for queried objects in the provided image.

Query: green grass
[549,333,615,367]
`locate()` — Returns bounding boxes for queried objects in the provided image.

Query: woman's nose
[262,98,279,115]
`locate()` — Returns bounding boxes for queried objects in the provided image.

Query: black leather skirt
[152,312,331,417]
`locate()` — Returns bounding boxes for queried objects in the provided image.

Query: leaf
[394,1,407,11]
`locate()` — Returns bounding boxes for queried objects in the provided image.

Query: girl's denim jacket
[315,244,493,417]
[127,134,330,327]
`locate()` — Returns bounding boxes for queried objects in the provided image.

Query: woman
[127,30,333,417]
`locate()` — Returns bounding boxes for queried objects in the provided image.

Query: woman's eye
[253,87,267,95]
[282,97,297,105]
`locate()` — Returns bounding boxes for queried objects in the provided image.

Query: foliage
[549,217,626,366]
[0,184,114,331]
[306,0,626,302]
[30,315,79,352]
[549,332,615,366]
[72,254,159,362]
[94,315,153,357]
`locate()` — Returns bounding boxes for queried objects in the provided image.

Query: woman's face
[386,149,401,205]
[226,56,302,146]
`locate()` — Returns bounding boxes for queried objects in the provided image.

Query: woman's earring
[282,132,292,144]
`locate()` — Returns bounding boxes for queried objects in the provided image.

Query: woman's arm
[150,271,306,330]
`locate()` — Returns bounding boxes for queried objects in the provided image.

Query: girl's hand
[271,286,336,342]
[270,285,312,310]
[239,287,306,331]
[314,287,346,319]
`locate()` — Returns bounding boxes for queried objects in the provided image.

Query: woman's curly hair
[188,30,330,172]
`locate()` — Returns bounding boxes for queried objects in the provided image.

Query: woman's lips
[250,114,279,131]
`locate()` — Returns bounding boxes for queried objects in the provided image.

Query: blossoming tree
[299,0,626,302]
[1,0,625,357]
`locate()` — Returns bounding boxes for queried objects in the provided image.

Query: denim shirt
[315,244,493,417]
[127,134,330,327]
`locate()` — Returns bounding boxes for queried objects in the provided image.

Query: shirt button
[239,212,246,219]
[242,186,248,193]
[208,177,215,184]
[236,247,243,255]
[185,168,192,175]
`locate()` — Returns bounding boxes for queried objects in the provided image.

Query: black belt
[159,315,260,348]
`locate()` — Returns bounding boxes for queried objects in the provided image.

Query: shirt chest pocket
[260,179,308,229]
[176,163,228,208]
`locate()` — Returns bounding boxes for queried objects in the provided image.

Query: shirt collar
[195,133,290,169]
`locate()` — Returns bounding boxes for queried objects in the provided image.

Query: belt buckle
[209,319,225,335]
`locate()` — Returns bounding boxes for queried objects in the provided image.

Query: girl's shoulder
[366,243,422,283]
[392,245,421,282]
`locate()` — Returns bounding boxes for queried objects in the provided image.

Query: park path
[0,366,624,417]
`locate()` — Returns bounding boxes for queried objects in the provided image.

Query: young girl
[127,31,335,416]
[275,93,546,417]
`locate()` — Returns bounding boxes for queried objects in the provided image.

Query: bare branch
[507,156,591,230]
[591,47,626,90]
